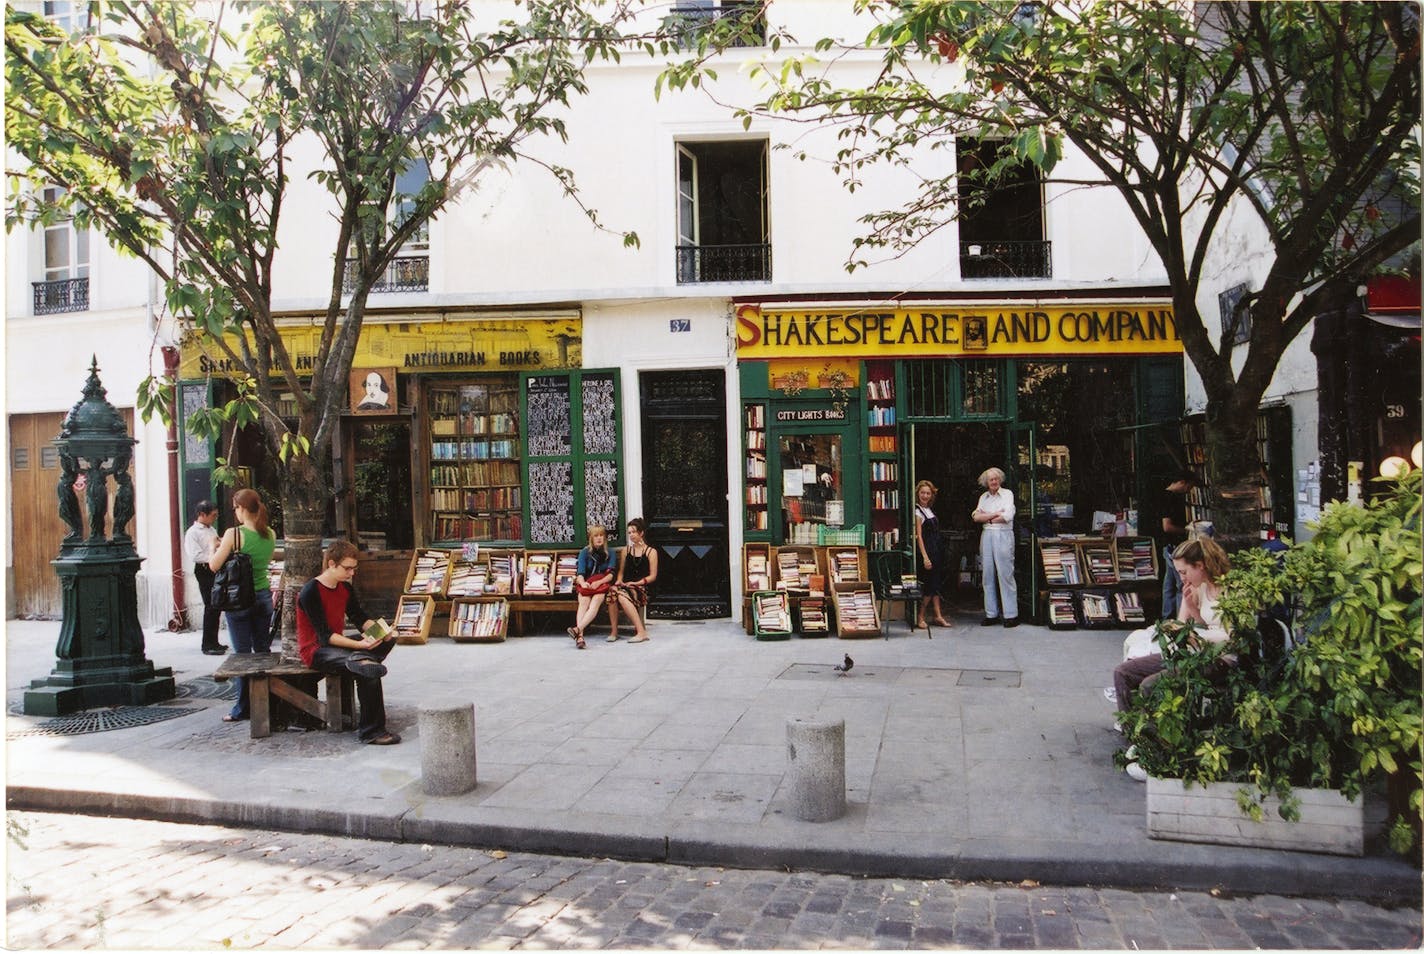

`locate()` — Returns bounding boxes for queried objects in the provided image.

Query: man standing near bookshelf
[1159,472,1199,619]
[296,540,400,745]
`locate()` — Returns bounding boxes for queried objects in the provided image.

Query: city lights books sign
[734,303,1183,359]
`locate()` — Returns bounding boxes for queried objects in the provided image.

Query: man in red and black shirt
[296,540,399,745]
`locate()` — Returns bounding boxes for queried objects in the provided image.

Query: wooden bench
[504,596,647,637]
[212,652,355,740]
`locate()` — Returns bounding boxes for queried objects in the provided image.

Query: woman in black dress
[913,480,951,627]
[609,517,659,643]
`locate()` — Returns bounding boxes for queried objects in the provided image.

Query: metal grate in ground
[8,704,205,739]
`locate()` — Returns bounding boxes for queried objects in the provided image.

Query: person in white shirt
[971,466,1019,627]
[183,500,227,655]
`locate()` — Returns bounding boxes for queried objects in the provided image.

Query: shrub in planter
[1120,469,1422,855]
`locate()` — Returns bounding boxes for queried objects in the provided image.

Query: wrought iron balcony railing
[959,240,1052,279]
[676,243,771,284]
[32,277,90,315]
[342,255,429,294]
[664,3,766,48]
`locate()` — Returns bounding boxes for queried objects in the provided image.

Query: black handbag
[210,530,256,612]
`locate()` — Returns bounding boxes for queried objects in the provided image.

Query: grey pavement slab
[5,614,1419,903]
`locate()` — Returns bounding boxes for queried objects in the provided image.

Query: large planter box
[1146,777,1363,856]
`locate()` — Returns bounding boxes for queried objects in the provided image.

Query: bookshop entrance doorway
[909,420,1023,614]
[347,419,414,551]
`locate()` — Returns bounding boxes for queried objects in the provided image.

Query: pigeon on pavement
[833,654,854,675]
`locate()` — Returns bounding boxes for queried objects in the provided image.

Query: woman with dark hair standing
[609,517,659,643]
[209,488,278,722]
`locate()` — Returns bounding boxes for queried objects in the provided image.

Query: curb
[10,785,1420,905]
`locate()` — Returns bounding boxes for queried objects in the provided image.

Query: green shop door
[1010,420,1040,621]
[768,413,863,545]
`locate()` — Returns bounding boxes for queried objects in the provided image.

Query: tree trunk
[1202,404,1263,553]
[276,453,328,663]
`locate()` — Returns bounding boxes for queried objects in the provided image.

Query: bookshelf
[426,378,523,543]
[1035,536,1159,628]
[744,402,768,534]
[865,360,901,552]
[1179,406,1293,540]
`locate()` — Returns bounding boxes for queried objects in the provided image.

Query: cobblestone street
[6,811,1420,949]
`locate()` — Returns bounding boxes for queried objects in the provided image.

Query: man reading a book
[296,540,400,745]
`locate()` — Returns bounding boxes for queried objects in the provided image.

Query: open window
[957,138,1050,279]
[34,186,89,315]
[675,140,770,284]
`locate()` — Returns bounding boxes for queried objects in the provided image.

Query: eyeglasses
[338,563,359,572]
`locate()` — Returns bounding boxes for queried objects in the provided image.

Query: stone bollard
[786,717,846,822]
[419,703,477,796]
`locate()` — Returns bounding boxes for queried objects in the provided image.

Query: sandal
[628,635,649,643]
[576,635,586,650]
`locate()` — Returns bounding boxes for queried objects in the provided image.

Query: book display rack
[744,403,768,533]
[1036,536,1160,628]
[393,595,433,644]
[449,598,508,642]
[865,360,901,552]
[752,590,793,639]
[426,379,522,543]
[833,582,881,637]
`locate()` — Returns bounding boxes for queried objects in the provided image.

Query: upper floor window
[676,140,770,284]
[33,185,90,315]
[957,138,1051,280]
[392,158,430,252]
[665,1,766,49]
[44,0,87,33]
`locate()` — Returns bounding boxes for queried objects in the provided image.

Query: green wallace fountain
[24,358,175,716]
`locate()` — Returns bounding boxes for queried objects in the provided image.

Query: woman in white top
[971,466,1018,626]
[1113,536,1233,714]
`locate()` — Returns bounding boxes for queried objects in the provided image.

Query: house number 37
[1386,404,1406,418]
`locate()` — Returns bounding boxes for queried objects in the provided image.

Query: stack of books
[446,557,487,597]
[834,587,879,634]
[799,596,829,634]
[554,554,578,595]
[487,552,518,594]
[753,591,792,633]
[1079,591,1115,625]
[450,600,507,641]
[1040,543,1082,585]
[1047,591,1077,627]
[776,550,804,592]
[394,597,428,641]
[746,552,770,591]
[523,553,554,595]
[1082,542,1118,585]
[407,550,450,595]
[829,549,861,582]
[1115,591,1146,624]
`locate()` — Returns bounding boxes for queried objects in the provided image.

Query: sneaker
[1125,761,1148,782]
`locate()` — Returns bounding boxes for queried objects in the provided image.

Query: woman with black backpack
[209,488,277,723]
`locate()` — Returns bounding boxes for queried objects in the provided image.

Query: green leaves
[1126,469,1423,853]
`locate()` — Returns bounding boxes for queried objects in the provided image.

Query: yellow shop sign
[180,313,582,378]
[734,304,1181,359]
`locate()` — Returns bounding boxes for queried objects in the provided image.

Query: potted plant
[1120,469,1421,857]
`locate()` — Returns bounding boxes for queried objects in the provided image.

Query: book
[362,618,393,642]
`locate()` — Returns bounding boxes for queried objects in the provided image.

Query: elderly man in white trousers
[972,466,1019,627]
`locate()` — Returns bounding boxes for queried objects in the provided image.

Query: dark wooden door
[640,370,730,618]
[9,410,130,618]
